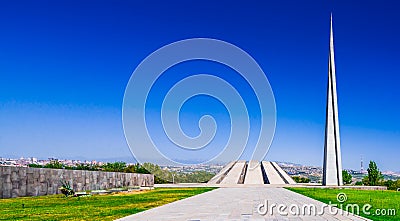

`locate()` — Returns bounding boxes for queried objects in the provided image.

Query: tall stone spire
[322,14,343,186]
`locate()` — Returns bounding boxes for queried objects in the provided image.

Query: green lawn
[287,188,400,221]
[0,187,216,221]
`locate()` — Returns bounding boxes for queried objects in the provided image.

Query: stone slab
[208,161,236,184]
[219,160,246,185]
[271,162,296,184]
[262,161,286,184]
[244,160,264,184]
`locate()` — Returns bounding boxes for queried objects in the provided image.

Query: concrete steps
[261,161,286,184]
[243,161,264,184]
[271,161,296,184]
[219,160,246,184]
[209,161,295,185]
[207,161,236,184]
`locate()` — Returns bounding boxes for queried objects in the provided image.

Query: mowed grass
[0,187,216,221]
[287,188,400,221]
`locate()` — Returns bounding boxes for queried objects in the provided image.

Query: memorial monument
[322,14,343,186]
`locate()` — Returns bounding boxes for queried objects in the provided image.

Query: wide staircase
[208,161,296,185]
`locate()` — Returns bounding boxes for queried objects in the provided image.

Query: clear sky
[0,0,399,171]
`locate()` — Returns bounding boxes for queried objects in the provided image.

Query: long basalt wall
[0,166,154,198]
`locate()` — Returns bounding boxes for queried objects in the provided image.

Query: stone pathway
[118,187,370,221]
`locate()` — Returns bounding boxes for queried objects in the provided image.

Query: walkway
[118,187,370,221]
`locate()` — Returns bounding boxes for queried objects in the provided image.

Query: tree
[142,162,172,183]
[101,161,126,172]
[292,176,310,183]
[141,162,216,184]
[365,161,383,186]
[342,170,352,185]
[44,160,64,169]
[124,163,151,174]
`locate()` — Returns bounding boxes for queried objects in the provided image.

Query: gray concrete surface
[262,161,286,184]
[219,160,246,184]
[271,162,296,184]
[154,183,387,190]
[208,161,236,184]
[118,187,370,221]
[244,161,264,184]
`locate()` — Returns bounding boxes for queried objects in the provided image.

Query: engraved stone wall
[0,166,154,198]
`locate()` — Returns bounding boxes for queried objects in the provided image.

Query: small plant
[292,176,311,183]
[59,180,75,197]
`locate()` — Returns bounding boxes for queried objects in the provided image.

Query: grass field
[287,188,400,221]
[0,187,216,221]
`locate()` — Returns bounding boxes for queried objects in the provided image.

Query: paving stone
[118,188,370,221]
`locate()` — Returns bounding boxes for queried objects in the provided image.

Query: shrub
[44,160,64,169]
[28,164,43,168]
[59,180,75,197]
[292,176,310,183]
[355,181,363,186]
[75,163,99,171]
[383,179,400,190]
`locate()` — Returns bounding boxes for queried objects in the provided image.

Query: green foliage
[142,163,171,183]
[292,176,310,183]
[142,162,215,184]
[0,188,216,220]
[154,175,169,184]
[383,179,400,190]
[176,171,215,183]
[59,180,75,197]
[101,161,126,172]
[342,170,352,184]
[28,164,43,168]
[123,163,151,174]
[75,163,99,171]
[363,161,383,186]
[28,161,150,174]
[44,160,64,169]
[355,181,363,186]
[27,161,214,184]
[287,188,400,221]
[362,176,368,185]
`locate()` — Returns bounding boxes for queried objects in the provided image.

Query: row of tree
[29,161,215,184]
[29,160,151,174]
[142,162,215,184]
[342,161,400,190]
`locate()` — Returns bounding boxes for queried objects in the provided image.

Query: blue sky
[0,0,399,170]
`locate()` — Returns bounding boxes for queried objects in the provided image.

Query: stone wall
[0,166,154,198]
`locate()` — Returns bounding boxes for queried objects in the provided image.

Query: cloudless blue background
[0,0,399,170]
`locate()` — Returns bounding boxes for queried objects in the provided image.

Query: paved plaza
[118,187,370,221]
